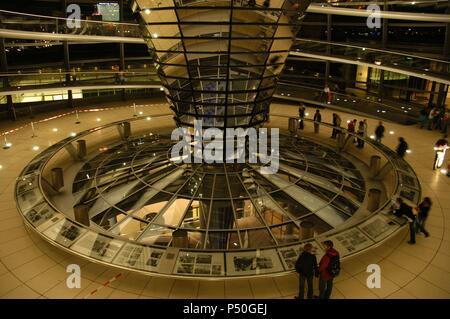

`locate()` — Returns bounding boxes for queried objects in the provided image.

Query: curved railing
[0,73,420,125]
[291,39,450,85]
[313,0,448,7]
[14,113,420,279]
[275,82,419,124]
[1,70,159,88]
[307,2,450,22]
[0,9,142,40]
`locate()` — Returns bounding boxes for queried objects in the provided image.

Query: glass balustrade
[0,9,142,38]
[292,39,450,83]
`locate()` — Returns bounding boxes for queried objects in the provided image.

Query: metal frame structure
[134,0,310,131]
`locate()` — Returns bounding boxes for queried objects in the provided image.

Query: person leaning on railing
[392,197,416,245]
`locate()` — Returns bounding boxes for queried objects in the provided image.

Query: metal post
[75,109,81,124]
[31,122,37,137]
[288,117,298,136]
[370,155,381,178]
[0,38,16,121]
[324,14,332,86]
[74,204,90,226]
[77,140,87,159]
[378,70,385,100]
[62,0,73,108]
[367,188,381,212]
[444,4,450,56]
[51,167,64,191]
[64,41,74,108]
[119,0,126,100]
[118,121,131,140]
[382,1,389,48]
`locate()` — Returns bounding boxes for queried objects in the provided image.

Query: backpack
[326,254,340,277]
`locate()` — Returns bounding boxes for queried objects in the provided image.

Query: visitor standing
[318,240,340,299]
[428,107,438,130]
[357,120,366,148]
[396,137,408,158]
[314,109,321,133]
[331,113,341,138]
[295,243,318,299]
[347,119,356,133]
[324,85,332,104]
[433,135,449,170]
[418,109,428,129]
[415,197,432,237]
[375,121,385,144]
[392,197,416,244]
[441,108,450,134]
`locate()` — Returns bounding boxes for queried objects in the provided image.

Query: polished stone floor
[1,99,450,299]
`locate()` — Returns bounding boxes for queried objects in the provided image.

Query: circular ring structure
[15,115,421,279]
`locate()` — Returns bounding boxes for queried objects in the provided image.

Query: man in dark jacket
[313,109,321,133]
[392,197,416,244]
[318,240,340,299]
[375,121,385,144]
[396,137,409,158]
[295,243,318,299]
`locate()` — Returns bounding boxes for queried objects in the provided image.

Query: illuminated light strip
[0,103,165,137]
[83,273,123,299]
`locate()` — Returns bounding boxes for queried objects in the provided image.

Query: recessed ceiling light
[32,146,40,151]
[144,8,151,14]
[52,128,58,132]
[96,118,101,122]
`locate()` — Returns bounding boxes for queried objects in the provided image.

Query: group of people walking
[332,115,368,148]
[299,102,413,160]
[295,240,340,299]
[299,105,410,158]
[419,107,450,134]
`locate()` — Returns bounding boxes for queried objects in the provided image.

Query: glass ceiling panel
[138,224,174,246]
[180,199,210,230]
[153,198,191,227]
[240,228,276,249]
